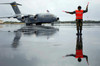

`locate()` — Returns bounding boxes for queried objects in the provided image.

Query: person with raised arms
[63,2,89,35]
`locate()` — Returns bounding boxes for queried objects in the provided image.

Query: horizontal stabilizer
[0,2,22,6]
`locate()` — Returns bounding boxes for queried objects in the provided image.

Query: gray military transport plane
[0,1,59,26]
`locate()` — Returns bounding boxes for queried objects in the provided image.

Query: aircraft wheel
[51,22,54,26]
[36,23,42,25]
[26,23,32,26]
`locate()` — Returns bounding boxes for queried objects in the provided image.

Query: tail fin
[10,2,21,14]
[0,2,22,14]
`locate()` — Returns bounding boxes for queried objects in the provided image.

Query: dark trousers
[76,19,83,33]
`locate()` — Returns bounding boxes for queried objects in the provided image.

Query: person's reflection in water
[64,35,89,65]
[12,30,21,48]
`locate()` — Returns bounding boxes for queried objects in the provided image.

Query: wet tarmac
[0,24,100,66]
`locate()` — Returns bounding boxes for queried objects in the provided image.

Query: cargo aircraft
[0,2,59,25]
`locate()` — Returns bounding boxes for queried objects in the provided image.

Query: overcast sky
[0,0,100,21]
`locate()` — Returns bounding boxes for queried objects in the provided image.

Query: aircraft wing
[0,14,22,19]
[0,16,14,19]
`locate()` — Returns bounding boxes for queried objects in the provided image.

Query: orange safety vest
[75,10,83,19]
[75,49,83,58]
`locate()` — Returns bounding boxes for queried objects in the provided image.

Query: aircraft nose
[56,17,59,21]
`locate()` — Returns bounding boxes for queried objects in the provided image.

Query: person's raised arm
[83,2,89,13]
[83,55,89,65]
[65,11,75,14]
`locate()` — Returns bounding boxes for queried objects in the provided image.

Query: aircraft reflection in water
[20,25,59,36]
[64,35,89,65]
[12,30,21,48]
[12,25,59,48]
